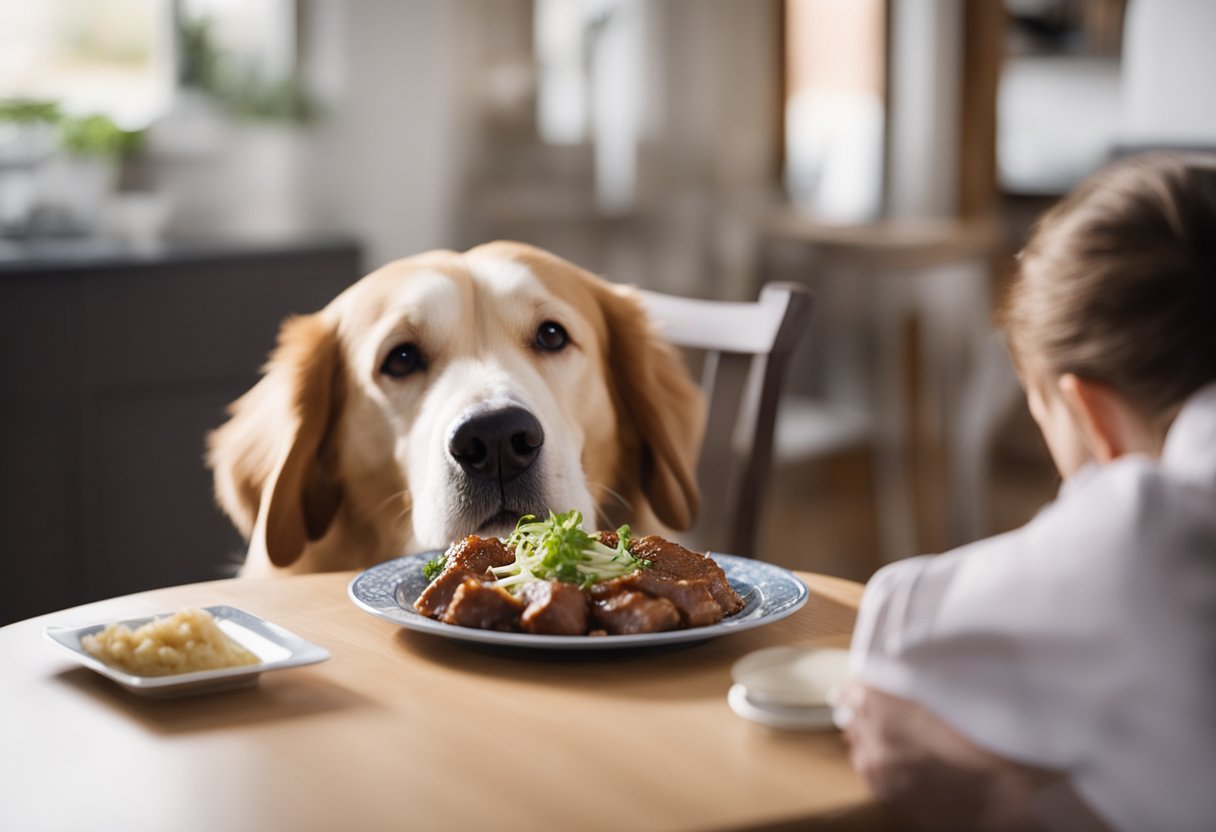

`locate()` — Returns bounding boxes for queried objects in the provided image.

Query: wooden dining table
[0,568,894,832]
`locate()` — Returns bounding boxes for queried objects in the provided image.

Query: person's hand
[836,682,1059,831]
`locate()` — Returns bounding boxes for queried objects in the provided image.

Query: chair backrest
[638,282,813,557]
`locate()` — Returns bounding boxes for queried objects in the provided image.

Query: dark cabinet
[0,237,362,624]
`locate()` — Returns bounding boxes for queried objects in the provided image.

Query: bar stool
[758,212,1016,562]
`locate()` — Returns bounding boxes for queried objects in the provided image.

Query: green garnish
[422,553,447,581]
[490,510,650,591]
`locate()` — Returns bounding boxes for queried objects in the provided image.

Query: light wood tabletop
[0,569,890,832]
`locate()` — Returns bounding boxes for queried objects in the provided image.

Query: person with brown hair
[836,153,1216,832]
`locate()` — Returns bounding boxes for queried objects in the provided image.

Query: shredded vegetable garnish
[490,510,650,591]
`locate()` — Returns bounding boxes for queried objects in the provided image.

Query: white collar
[1162,381,1216,481]
[1058,381,1216,495]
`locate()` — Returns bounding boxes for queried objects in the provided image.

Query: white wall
[886,0,962,219]
[301,0,476,268]
[154,0,781,283]
[155,1,481,270]
[1119,0,1216,147]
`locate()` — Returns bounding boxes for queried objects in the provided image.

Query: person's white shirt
[849,381,1216,832]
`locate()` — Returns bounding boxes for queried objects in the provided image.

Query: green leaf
[0,98,61,124]
[422,553,447,582]
[57,114,145,158]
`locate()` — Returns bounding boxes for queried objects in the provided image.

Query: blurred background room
[2,0,1213,623]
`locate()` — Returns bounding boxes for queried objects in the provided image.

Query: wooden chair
[638,283,813,557]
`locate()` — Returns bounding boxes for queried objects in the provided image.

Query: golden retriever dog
[208,241,705,576]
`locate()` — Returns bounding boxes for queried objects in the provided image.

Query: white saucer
[731,646,851,706]
[727,684,837,730]
[727,646,852,730]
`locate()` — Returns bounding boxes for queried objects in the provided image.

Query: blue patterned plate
[348,551,808,650]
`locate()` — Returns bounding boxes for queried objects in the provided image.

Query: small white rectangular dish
[44,605,330,698]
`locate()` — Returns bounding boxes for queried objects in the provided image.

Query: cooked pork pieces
[413,536,516,620]
[518,580,589,635]
[413,533,745,636]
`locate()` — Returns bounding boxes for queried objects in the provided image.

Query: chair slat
[639,283,813,557]
[638,290,792,354]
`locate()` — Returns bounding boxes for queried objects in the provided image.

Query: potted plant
[0,99,61,234]
[37,111,146,236]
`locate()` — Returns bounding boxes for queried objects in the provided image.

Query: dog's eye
[380,343,425,378]
[535,321,569,352]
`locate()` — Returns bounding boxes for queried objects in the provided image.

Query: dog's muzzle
[448,405,544,483]
[447,405,548,534]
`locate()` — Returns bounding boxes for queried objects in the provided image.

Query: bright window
[0,0,174,129]
[784,0,886,222]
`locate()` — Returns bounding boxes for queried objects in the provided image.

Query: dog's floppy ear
[207,313,344,568]
[599,284,706,531]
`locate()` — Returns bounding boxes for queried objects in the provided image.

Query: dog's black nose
[449,406,544,483]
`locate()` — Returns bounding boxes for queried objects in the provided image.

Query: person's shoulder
[861,454,1214,612]
[1038,456,1157,531]
[1031,454,1215,579]
[890,457,1178,594]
